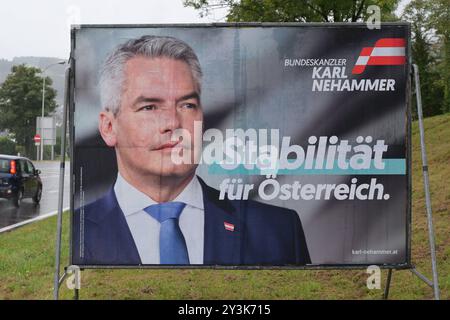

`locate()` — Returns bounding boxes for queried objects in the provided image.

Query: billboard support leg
[411,64,440,300]
[410,268,434,287]
[383,269,392,300]
[53,65,71,300]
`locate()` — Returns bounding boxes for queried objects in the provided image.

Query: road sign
[34,134,41,143]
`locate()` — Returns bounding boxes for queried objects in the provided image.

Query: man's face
[102,56,203,179]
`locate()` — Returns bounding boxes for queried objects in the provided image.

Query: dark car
[0,154,42,207]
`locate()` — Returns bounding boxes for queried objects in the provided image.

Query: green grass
[1,113,450,299]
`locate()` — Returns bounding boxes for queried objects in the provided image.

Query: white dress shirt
[114,173,205,264]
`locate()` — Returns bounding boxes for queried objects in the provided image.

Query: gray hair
[99,35,203,115]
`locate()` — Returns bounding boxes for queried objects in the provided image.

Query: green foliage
[0,136,17,155]
[0,64,57,159]
[186,0,450,118]
[184,0,400,22]
[403,0,450,117]
[403,0,444,118]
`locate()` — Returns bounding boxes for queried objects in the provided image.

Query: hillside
[0,113,449,299]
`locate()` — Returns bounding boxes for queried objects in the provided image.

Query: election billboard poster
[70,23,411,268]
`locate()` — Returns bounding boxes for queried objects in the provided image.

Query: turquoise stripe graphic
[208,159,406,175]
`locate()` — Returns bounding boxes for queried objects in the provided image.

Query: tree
[428,0,450,113]
[0,64,57,159]
[184,0,400,22]
[403,0,444,118]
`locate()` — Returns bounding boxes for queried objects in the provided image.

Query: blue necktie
[144,202,189,264]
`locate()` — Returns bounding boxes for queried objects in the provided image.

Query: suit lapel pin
[224,222,235,232]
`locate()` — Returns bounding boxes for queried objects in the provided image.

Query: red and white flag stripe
[352,38,406,75]
[224,222,235,232]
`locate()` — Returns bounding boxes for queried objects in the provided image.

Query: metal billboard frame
[53,22,439,300]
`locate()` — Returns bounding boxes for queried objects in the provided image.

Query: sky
[0,0,409,60]
[0,0,228,60]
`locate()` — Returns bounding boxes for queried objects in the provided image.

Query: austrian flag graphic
[224,222,235,232]
[352,38,406,75]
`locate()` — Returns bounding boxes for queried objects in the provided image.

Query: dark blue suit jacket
[72,178,311,266]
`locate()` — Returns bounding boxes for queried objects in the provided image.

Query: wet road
[0,161,70,229]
